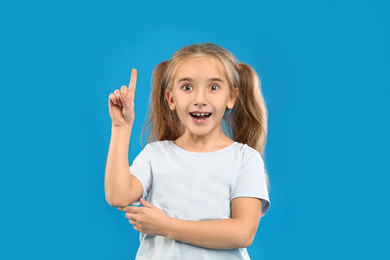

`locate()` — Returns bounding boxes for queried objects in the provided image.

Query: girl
[105,43,270,259]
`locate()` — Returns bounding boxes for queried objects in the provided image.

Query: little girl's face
[166,56,238,139]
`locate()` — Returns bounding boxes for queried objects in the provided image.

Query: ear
[227,87,239,109]
[165,90,176,110]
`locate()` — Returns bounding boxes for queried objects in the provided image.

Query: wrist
[111,124,133,133]
[163,216,177,239]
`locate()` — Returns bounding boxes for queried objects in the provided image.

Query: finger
[109,93,117,105]
[133,225,140,232]
[121,206,139,214]
[114,89,120,100]
[124,90,134,104]
[129,68,137,93]
[120,206,131,212]
[114,89,123,107]
[120,85,128,96]
[118,206,129,212]
[120,85,130,104]
[140,198,153,208]
[125,212,137,221]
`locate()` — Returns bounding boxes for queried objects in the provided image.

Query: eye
[182,84,193,91]
[209,84,219,91]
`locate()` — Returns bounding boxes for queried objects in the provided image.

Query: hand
[108,68,137,127]
[117,198,172,236]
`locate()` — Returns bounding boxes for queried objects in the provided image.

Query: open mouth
[189,112,212,120]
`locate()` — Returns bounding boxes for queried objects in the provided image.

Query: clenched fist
[108,68,137,127]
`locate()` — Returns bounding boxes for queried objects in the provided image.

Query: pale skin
[105,57,263,249]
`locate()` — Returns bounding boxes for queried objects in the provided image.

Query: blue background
[1,0,389,259]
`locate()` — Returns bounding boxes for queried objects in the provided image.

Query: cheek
[211,97,230,111]
[174,96,190,109]
[172,100,188,116]
[176,106,188,117]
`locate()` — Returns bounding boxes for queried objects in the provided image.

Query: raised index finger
[129,68,137,92]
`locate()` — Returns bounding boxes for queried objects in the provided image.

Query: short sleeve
[129,146,153,205]
[231,151,270,217]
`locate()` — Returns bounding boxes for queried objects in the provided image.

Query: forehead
[174,56,226,82]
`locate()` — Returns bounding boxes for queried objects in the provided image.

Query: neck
[174,128,234,153]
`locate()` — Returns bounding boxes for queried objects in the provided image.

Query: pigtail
[142,61,184,144]
[231,63,269,187]
[232,63,268,156]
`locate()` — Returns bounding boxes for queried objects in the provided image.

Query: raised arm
[119,197,263,249]
[105,69,143,207]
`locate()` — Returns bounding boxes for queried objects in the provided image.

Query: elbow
[105,194,132,208]
[241,233,255,248]
[237,227,257,248]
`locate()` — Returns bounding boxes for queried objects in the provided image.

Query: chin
[187,126,220,138]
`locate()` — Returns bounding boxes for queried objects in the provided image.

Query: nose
[193,88,207,107]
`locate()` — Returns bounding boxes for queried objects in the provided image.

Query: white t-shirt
[129,140,270,260]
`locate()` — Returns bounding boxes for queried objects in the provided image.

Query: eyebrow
[177,77,225,83]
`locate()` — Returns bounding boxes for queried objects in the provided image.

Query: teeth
[191,112,210,116]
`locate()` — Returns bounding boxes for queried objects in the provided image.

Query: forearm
[104,125,133,207]
[164,218,254,249]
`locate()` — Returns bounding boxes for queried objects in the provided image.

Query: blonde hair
[143,43,269,185]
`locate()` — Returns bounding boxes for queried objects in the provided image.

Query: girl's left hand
[117,198,171,236]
